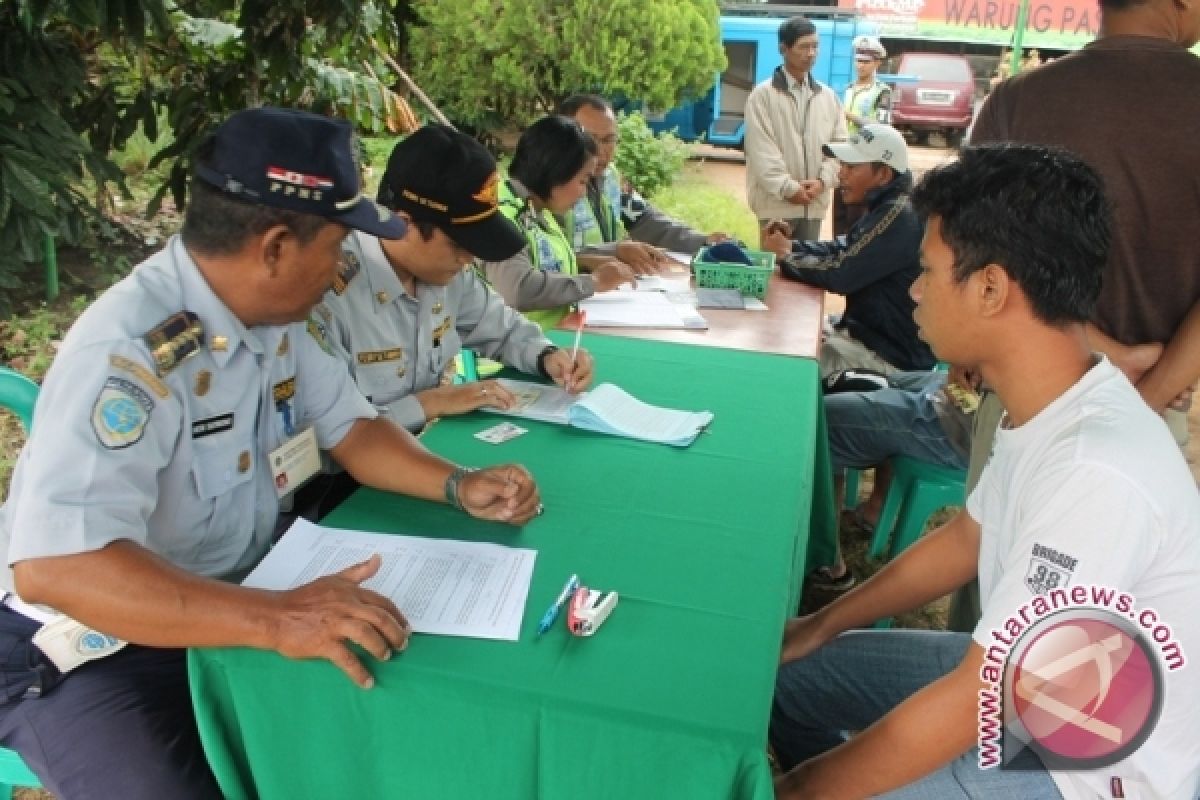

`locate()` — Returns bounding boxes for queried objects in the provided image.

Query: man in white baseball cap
[823,122,909,174]
[765,121,929,378]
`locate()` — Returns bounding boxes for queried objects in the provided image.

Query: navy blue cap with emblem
[193,107,407,240]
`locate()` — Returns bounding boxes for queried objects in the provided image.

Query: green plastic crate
[692,247,776,299]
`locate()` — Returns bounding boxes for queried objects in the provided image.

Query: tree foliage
[614,111,691,198]
[408,0,725,132]
[0,0,419,311]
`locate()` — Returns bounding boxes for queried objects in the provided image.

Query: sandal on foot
[839,508,876,535]
[808,565,856,592]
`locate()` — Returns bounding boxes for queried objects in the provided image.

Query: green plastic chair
[0,366,43,796]
[0,747,40,798]
[842,467,862,509]
[0,367,38,432]
[867,455,966,629]
[869,455,966,560]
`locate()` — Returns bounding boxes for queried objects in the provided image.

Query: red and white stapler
[565,585,618,637]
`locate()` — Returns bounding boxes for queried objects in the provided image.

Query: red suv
[890,53,975,147]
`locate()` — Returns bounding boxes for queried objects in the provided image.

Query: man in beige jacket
[744,16,847,242]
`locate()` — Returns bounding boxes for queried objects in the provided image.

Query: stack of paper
[569,383,713,446]
[580,291,706,330]
[485,379,713,447]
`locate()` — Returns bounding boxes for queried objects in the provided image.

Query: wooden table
[560,272,826,359]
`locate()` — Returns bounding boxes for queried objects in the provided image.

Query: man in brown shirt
[952,0,1200,630]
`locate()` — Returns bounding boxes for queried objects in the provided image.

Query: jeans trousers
[826,370,968,472]
[771,629,1061,799]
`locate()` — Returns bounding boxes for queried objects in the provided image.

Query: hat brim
[334,195,409,239]
[443,211,527,262]
[823,142,872,164]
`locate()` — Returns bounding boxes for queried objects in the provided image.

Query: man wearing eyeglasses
[557,94,726,274]
[745,16,847,244]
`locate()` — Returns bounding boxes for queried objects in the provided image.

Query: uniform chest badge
[273,376,297,436]
[194,370,212,396]
[356,348,403,364]
[431,316,454,346]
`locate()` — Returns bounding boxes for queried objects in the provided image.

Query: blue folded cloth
[700,242,754,266]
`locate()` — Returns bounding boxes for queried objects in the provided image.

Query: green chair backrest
[0,370,44,794]
[0,367,38,432]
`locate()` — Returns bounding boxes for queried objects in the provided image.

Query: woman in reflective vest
[478,115,635,330]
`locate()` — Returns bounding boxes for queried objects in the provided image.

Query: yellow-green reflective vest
[498,178,578,330]
[561,165,626,249]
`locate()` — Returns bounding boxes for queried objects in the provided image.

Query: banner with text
[842,0,1101,49]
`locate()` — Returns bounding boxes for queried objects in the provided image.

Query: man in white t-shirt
[770,145,1200,799]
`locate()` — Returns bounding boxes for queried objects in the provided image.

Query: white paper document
[663,250,695,268]
[630,274,692,294]
[570,383,713,446]
[244,518,537,641]
[483,379,713,447]
[487,378,576,424]
[580,291,706,329]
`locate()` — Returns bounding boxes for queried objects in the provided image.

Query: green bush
[614,111,692,197]
[409,0,724,131]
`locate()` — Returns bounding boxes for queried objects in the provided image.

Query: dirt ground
[691,145,1200,483]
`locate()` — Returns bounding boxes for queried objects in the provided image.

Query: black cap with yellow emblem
[377,124,526,262]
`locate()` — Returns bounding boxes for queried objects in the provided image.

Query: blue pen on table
[537,573,579,636]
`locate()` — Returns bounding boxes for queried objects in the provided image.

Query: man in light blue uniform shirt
[317,124,594,435]
[0,108,541,799]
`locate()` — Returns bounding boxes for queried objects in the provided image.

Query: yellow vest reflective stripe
[498,179,577,330]
[562,165,626,249]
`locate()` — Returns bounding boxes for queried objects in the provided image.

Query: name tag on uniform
[269,427,321,498]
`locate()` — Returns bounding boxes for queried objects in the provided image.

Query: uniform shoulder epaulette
[331,251,361,295]
[143,311,204,376]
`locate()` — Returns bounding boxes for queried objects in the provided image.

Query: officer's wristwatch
[536,345,561,380]
[444,466,477,511]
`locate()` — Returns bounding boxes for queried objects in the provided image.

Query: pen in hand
[537,573,579,636]
[567,311,586,391]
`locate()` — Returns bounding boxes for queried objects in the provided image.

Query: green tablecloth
[189,333,837,800]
